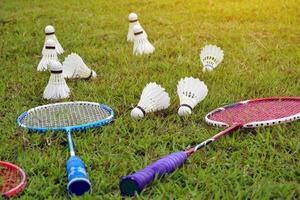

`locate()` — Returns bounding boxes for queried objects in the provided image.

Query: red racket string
[0,162,26,197]
[209,99,300,125]
[0,166,19,193]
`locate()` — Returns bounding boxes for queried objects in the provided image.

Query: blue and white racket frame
[17,101,115,196]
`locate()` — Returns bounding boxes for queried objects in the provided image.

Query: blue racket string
[20,103,112,129]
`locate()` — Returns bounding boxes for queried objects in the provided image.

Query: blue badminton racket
[17,101,114,196]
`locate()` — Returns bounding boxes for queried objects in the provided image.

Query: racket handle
[120,151,188,196]
[66,156,91,196]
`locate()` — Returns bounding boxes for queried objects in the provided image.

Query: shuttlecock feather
[200,45,224,72]
[127,13,147,42]
[131,82,170,119]
[37,39,58,71]
[62,53,96,79]
[43,61,70,100]
[133,24,155,55]
[42,25,64,55]
[177,77,208,116]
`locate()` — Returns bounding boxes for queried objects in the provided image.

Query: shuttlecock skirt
[43,73,70,100]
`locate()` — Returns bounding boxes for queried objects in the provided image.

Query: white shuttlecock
[200,45,224,72]
[177,77,208,116]
[127,13,147,42]
[42,25,64,55]
[37,39,58,71]
[62,53,97,79]
[131,82,170,119]
[43,61,70,100]
[133,25,155,55]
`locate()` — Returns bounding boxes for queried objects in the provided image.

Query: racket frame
[17,101,114,133]
[0,161,27,198]
[205,97,300,128]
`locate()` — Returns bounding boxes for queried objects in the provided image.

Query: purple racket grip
[120,151,188,196]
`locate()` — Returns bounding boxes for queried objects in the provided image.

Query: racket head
[0,161,27,197]
[17,101,114,133]
[205,97,300,128]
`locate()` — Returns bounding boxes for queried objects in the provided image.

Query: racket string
[0,166,20,193]
[21,103,111,128]
[209,99,300,125]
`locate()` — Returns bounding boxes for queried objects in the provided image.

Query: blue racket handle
[119,151,188,196]
[66,156,91,196]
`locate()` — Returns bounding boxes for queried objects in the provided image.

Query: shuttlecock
[42,25,64,55]
[37,39,58,71]
[133,24,155,55]
[177,77,208,116]
[127,13,147,42]
[200,45,224,72]
[62,53,97,79]
[131,82,170,119]
[43,61,70,100]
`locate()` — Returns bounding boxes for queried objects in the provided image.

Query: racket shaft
[188,124,242,155]
[211,124,242,141]
[67,130,75,156]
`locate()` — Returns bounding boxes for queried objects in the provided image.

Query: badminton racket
[120,97,300,196]
[17,101,114,196]
[0,161,26,198]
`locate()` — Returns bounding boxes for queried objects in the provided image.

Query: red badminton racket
[0,161,26,198]
[120,97,300,196]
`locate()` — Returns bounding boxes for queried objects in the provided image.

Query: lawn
[0,0,299,199]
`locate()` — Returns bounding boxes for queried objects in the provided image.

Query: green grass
[0,0,299,199]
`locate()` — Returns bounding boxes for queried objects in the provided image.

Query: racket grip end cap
[66,156,91,196]
[120,151,188,196]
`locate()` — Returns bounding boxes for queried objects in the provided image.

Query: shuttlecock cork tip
[128,13,138,22]
[45,25,55,34]
[85,70,97,80]
[133,25,143,35]
[50,61,63,72]
[178,106,192,117]
[45,39,56,47]
[204,65,214,72]
[91,70,97,78]
[131,107,145,119]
